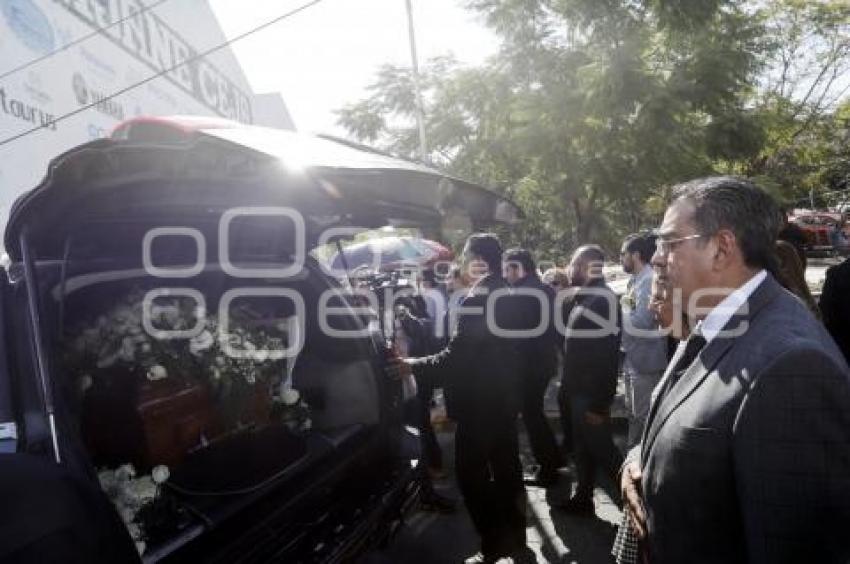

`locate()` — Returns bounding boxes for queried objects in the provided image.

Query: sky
[209,0,500,136]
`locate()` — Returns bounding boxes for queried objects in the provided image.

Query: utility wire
[0,0,171,81]
[0,0,325,149]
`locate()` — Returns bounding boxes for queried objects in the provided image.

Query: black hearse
[0,117,519,563]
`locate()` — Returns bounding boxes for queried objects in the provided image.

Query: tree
[744,0,850,205]
[337,0,849,258]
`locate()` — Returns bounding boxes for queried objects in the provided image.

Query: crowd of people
[395,175,850,564]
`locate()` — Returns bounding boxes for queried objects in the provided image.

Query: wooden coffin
[82,370,274,471]
[82,374,214,471]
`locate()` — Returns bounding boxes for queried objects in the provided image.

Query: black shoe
[553,495,595,516]
[420,490,457,514]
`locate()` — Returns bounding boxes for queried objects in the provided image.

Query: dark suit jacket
[514,274,558,386]
[628,274,850,564]
[561,278,621,412]
[410,274,525,428]
[819,257,850,365]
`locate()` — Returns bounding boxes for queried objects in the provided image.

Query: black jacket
[561,278,621,412]
[819,257,850,365]
[631,274,850,564]
[514,274,558,385]
[410,274,525,427]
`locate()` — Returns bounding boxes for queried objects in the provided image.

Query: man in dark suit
[504,248,564,487]
[556,245,623,514]
[621,176,850,564]
[403,234,533,564]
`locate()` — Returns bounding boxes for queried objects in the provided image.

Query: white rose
[147,365,168,381]
[189,330,214,356]
[98,470,117,493]
[151,465,170,484]
[116,464,136,481]
[126,477,157,503]
[281,388,300,406]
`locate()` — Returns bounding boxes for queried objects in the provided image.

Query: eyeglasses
[655,234,706,255]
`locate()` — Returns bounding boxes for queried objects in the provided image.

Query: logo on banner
[0,85,57,130]
[79,46,118,82]
[1,0,56,55]
[55,0,253,123]
[72,73,125,120]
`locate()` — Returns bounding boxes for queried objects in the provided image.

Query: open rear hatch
[5,118,521,260]
[3,119,519,562]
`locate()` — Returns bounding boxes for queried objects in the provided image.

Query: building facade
[0,0,294,231]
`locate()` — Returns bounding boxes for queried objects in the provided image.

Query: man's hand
[583,410,607,425]
[621,461,647,539]
[385,357,413,381]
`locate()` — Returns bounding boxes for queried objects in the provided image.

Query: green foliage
[336,0,850,262]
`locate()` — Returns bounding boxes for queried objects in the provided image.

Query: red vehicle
[790,211,850,255]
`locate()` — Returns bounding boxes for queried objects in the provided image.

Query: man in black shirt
[555,245,623,515]
[504,248,563,486]
[403,234,533,564]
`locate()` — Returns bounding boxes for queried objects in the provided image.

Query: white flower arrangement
[281,388,301,406]
[66,287,314,550]
[98,463,160,556]
[65,288,292,402]
[274,382,311,431]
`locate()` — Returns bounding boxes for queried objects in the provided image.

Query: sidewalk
[362,384,628,564]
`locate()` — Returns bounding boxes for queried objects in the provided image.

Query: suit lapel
[640,275,783,467]
[641,336,734,465]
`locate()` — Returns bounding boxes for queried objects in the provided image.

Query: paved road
[362,420,626,564]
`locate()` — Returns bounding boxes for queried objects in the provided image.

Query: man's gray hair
[672,176,780,272]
